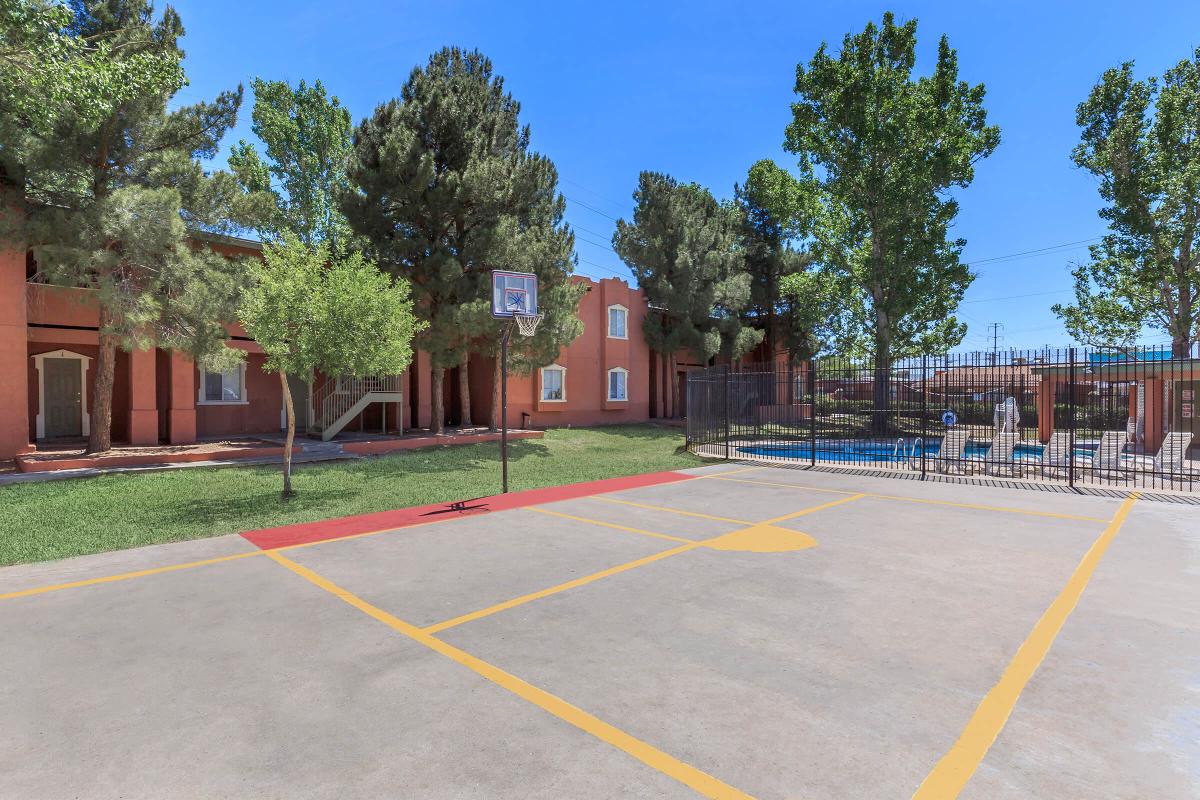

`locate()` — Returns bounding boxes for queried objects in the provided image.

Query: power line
[961,288,1074,304]
[573,254,630,279]
[559,178,627,210]
[574,233,620,254]
[965,237,1102,266]
[565,195,619,222]
[570,222,616,242]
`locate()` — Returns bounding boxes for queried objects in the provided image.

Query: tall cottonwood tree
[229,77,353,250]
[343,47,580,433]
[784,12,999,430]
[613,171,760,415]
[2,0,255,452]
[1053,50,1200,357]
[0,0,184,144]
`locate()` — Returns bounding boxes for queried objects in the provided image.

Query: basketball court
[1,462,1196,799]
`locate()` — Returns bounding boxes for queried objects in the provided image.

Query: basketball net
[514,312,544,337]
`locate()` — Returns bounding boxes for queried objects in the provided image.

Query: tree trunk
[458,356,473,428]
[670,353,680,419]
[279,371,295,500]
[872,308,892,436]
[431,366,445,435]
[1172,284,1192,358]
[86,304,117,453]
[490,350,502,431]
[661,352,671,418]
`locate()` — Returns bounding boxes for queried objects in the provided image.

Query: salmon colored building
[0,235,685,464]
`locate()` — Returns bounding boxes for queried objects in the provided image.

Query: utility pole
[987,322,1004,365]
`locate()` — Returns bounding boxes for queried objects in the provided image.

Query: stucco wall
[2,263,665,459]
[194,353,282,438]
[474,277,653,429]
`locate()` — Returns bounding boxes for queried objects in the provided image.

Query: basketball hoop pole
[492,269,540,495]
[500,321,512,493]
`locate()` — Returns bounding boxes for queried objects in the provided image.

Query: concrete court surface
[0,463,1196,799]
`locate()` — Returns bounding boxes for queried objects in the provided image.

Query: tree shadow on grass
[154,487,361,529]
[343,439,554,484]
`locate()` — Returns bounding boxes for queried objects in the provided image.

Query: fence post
[723,364,731,460]
[809,359,817,467]
[921,355,928,479]
[1068,347,1076,489]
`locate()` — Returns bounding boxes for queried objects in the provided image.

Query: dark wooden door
[285,373,309,430]
[44,358,83,438]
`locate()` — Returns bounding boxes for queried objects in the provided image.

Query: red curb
[240,470,698,550]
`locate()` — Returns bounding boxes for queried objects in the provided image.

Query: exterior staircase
[309,375,403,441]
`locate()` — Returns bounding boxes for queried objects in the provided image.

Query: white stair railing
[310,375,403,438]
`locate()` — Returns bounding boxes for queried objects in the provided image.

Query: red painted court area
[240,469,696,549]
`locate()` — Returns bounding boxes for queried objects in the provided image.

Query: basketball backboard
[491,270,538,318]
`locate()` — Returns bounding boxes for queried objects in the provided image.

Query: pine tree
[736,159,819,361]
[343,47,580,433]
[613,171,760,415]
[1,0,254,452]
[738,159,861,362]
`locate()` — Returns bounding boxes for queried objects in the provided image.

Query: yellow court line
[588,496,755,525]
[525,506,698,544]
[759,493,868,525]
[264,549,757,800]
[423,541,701,634]
[708,476,1110,523]
[693,465,767,479]
[431,493,867,633]
[910,493,1139,799]
[0,550,263,600]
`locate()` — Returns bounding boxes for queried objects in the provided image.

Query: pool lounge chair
[932,428,972,474]
[977,431,1023,477]
[1134,431,1195,476]
[1039,431,1073,479]
[1089,430,1130,482]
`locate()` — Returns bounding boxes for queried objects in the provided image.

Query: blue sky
[172,0,1199,352]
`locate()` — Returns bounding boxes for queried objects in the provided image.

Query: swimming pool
[736,439,1096,463]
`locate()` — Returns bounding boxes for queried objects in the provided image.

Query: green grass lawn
[0,425,702,567]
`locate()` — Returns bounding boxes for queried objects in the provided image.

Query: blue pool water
[737,440,1094,463]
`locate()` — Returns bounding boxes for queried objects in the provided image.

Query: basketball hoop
[491,270,542,495]
[514,312,544,338]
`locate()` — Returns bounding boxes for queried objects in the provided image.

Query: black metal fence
[686,347,1200,492]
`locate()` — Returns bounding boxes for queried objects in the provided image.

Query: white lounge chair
[933,428,972,474]
[1039,431,1073,479]
[1134,431,1195,475]
[978,431,1022,477]
[993,397,1020,433]
[1089,430,1130,481]
[1126,416,1139,446]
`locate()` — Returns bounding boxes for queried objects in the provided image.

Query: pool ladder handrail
[895,437,924,468]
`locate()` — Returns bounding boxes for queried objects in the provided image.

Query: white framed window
[540,364,566,402]
[607,367,628,401]
[199,364,247,404]
[607,304,628,339]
